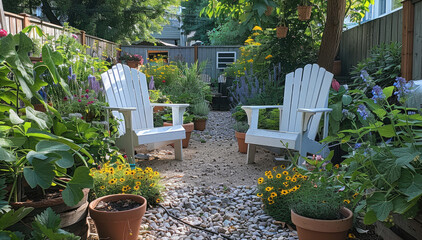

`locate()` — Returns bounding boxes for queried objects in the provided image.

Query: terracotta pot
[297,5,312,21]
[10,188,90,239]
[194,119,207,131]
[291,207,353,240]
[276,26,288,39]
[89,194,147,240]
[126,60,140,69]
[265,6,273,16]
[332,60,342,76]
[163,122,194,148]
[235,131,248,154]
[33,102,53,112]
[153,106,165,113]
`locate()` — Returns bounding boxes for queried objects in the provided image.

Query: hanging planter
[276,25,288,39]
[265,6,274,16]
[297,5,312,21]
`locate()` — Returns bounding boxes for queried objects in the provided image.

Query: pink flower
[162,80,166,83]
[63,97,68,101]
[72,34,79,40]
[0,29,7,38]
[78,99,82,102]
[86,89,90,93]
[331,79,340,92]
[85,94,89,98]
[74,94,77,97]
[123,155,127,159]
[87,101,94,105]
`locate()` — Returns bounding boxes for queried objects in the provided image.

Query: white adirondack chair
[242,64,333,165]
[101,63,189,160]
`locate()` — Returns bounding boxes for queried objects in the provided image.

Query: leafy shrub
[258,109,279,130]
[141,59,180,90]
[233,122,249,133]
[149,89,171,103]
[191,101,210,120]
[90,162,163,205]
[288,180,345,220]
[256,166,306,223]
[351,42,401,93]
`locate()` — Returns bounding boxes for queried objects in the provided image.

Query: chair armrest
[103,106,137,112]
[150,103,189,108]
[241,105,284,130]
[297,108,332,113]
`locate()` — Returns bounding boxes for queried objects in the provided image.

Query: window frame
[216,51,237,70]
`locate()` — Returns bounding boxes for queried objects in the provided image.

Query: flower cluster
[393,77,413,100]
[141,59,179,88]
[256,165,306,223]
[371,85,385,103]
[357,104,369,120]
[120,52,144,63]
[0,29,8,38]
[90,162,162,204]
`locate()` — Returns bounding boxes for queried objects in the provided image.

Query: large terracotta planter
[163,122,194,148]
[194,119,207,131]
[126,60,140,69]
[291,207,353,240]
[89,194,147,240]
[10,188,90,239]
[276,26,288,39]
[297,5,312,21]
[235,131,248,154]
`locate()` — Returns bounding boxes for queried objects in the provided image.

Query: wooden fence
[339,0,422,80]
[2,11,118,59]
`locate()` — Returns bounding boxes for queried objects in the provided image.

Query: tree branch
[40,0,61,25]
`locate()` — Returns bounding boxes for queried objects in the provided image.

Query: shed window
[217,52,236,69]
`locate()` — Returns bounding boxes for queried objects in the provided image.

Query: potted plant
[297,0,312,21]
[233,122,249,153]
[191,101,210,131]
[88,162,162,240]
[288,181,353,240]
[119,52,144,69]
[162,112,195,148]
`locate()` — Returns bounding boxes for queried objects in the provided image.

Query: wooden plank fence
[2,11,118,59]
[339,0,422,80]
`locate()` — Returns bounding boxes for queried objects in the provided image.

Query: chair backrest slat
[280,64,333,140]
[101,68,125,135]
[102,64,154,132]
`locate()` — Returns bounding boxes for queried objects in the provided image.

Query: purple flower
[371,85,385,103]
[394,77,414,100]
[354,143,362,149]
[357,104,369,120]
[408,111,416,115]
[342,109,349,114]
[148,76,155,90]
[69,66,73,76]
[78,99,81,102]
[385,138,392,144]
[360,70,370,83]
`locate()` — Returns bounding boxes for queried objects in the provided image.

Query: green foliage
[233,121,249,133]
[191,102,210,119]
[351,42,402,93]
[90,163,163,206]
[258,109,279,130]
[4,0,178,42]
[30,208,80,240]
[231,106,247,122]
[141,59,180,90]
[161,111,194,124]
[181,0,217,44]
[208,19,251,45]
[149,90,172,104]
[323,79,422,224]
[288,181,345,220]
[256,166,306,223]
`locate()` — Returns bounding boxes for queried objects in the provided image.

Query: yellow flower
[252,32,260,36]
[291,177,297,182]
[270,192,277,198]
[117,165,123,170]
[247,59,253,63]
[258,177,264,184]
[109,178,117,184]
[254,42,262,46]
[292,167,297,172]
[257,193,263,197]
[145,167,152,172]
[150,183,156,187]
[335,164,340,169]
[136,181,141,185]
[280,165,286,169]
[282,171,289,175]
[264,171,271,176]
[265,187,274,192]
[119,178,125,182]
[343,199,351,204]
[283,182,289,187]
[109,167,115,173]
[273,166,277,171]
[125,170,131,175]
[353,193,359,199]
[276,174,282,178]
[134,185,140,190]
[100,186,105,190]
[156,199,161,203]
[281,189,289,195]
[267,174,273,179]
[268,200,275,205]
[245,38,254,43]
[252,26,263,31]
[265,55,273,60]
[154,171,160,176]
[122,186,127,192]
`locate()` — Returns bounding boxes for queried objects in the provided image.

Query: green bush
[351,42,401,92]
[233,122,249,133]
[191,101,210,120]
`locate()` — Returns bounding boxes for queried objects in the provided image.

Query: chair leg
[247,144,257,164]
[174,140,183,161]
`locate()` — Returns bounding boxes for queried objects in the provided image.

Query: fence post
[80,30,86,45]
[20,13,31,29]
[194,45,198,62]
[401,0,414,80]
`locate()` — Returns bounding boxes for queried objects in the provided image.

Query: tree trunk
[317,0,346,72]
[41,0,61,25]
